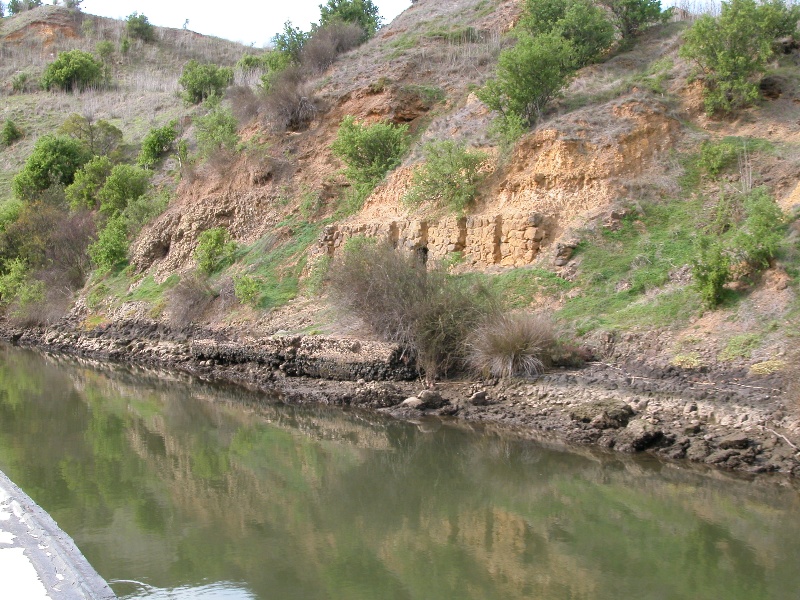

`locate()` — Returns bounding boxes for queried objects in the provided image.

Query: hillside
[0,0,798,410]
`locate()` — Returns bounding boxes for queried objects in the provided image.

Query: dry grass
[165,273,217,327]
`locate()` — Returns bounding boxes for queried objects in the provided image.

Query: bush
[88,215,128,272]
[11,72,32,93]
[272,21,310,63]
[522,0,615,67]
[477,31,575,128]
[0,258,44,321]
[65,155,113,210]
[1,119,22,147]
[126,12,155,42]
[227,85,261,124]
[58,114,123,157]
[234,274,261,306]
[40,49,104,92]
[12,135,91,201]
[328,241,498,381]
[405,141,488,213]
[692,237,731,308]
[122,189,170,232]
[179,60,234,104]
[733,187,785,269]
[331,115,409,185]
[195,104,239,158]
[96,40,114,63]
[6,0,42,15]
[600,0,664,42]
[467,312,556,378]
[137,121,177,168]
[301,21,364,73]
[318,0,382,41]
[166,273,217,327]
[194,227,237,274]
[97,164,150,217]
[261,67,318,131]
[680,0,797,114]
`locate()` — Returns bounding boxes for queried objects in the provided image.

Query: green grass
[719,333,761,361]
[126,274,179,302]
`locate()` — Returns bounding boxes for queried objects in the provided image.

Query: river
[0,345,798,599]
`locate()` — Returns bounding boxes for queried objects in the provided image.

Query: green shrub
[40,49,104,92]
[1,119,22,147]
[88,215,128,272]
[179,60,234,104]
[467,312,556,378]
[318,0,382,40]
[195,104,239,157]
[97,164,150,217]
[405,141,488,213]
[65,155,113,210]
[680,0,798,114]
[122,189,170,232]
[58,114,123,157]
[10,72,31,93]
[331,115,409,185]
[95,40,114,63]
[137,121,177,168]
[126,12,155,42]
[195,227,237,274]
[692,237,731,308]
[600,0,664,42]
[477,31,575,129]
[12,135,91,201]
[733,187,785,268]
[234,274,261,306]
[272,21,310,63]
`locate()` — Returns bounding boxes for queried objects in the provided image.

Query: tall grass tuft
[467,312,556,378]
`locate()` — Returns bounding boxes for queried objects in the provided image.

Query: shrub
[12,135,91,201]
[327,241,498,381]
[600,0,664,42]
[227,85,261,124]
[126,12,155,42]
[166,273,217,327]
[179,60,234,104]
[0,258,45,321]
[732,187,785,269]
[88,215,128,272]
[58,113,123,157]
[1,119,22,147]
[11,72,31,93]
[195,104,239,158]
[40,49,104,92]
[261,67,318,131]
[65,155,113,210]
[522,0,615,67]
[7,0,42,15]
[122,189,170,232]
[95,40,114,63]
[137,121,177,168]
[318,0,382,41]
[301,21,364,73]
[405,141,488,213]
[194,227,237,274]
[680,0,797,114]
[477,31,575,128]
[467,312,556,378]
[234,274,261,306]
[692,237,731,308]
[97,164,150,217]
[272,21,310,63]
[331,115,409,185]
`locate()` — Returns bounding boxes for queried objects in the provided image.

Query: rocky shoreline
[3,319,799,478]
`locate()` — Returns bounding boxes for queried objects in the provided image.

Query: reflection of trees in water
[0,347,799,599]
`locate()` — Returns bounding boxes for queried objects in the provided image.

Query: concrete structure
[0,469,116,599]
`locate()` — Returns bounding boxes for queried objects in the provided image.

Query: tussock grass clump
[467,312,556,378]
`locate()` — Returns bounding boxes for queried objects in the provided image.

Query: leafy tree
[88,215,128,272]
[194,227,237,274]
[58,113,123,157]
[126,12,155,42]
[1,119,23,147]
[7,0,42,15]
[522,0,615,67]
[40,49,105,92]
[272,21,310,63]
[179,60,234,103]
[137,121,177,168]
[680,0,797,114]
[0,2,4,18]
[600,0,663,42]
[318,0,382,40]
[331,116,409,185]
[65,155,113,210]
[97,164,150,217]
[195,104,239,157]
[12,135,91,201]
[477,31,575,128]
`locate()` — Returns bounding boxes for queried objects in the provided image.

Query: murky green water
[0,346,799,599]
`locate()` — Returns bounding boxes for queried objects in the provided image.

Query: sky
[79,1,413,47]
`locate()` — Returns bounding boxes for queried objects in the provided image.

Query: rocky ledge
[2,319,798,478]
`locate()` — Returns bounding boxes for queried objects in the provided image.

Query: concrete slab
[0,469,116,599]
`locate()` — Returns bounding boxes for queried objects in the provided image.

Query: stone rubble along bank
[2,320,799,478]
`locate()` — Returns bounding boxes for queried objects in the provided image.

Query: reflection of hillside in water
[1,346,799,600]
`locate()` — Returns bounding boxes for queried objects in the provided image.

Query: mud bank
[3,320,799,478]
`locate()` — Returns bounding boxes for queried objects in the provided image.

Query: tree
[522,0,615,67]
[97,164,150,217]
[126,12,155,42]
[272,21,310,63]
[178,60,233,103]
[318,0,382,40]
[58,113,122,157]
[0,3,5,18]
[40,49,104,92]
[65,155,113,210]
[600,0,663,42]
[477,31,575,127]
[88,215,128,272]
[680,0,796,114]
[137,122,177,168]
[12,135,91,201]
[7,0,42,15]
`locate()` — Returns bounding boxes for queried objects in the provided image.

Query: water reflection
[0,346,798,600]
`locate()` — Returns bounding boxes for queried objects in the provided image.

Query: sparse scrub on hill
[179,60,234,104]
[126,12,155,43]
[331,116,409,185]
[1,120,23,148]
[680,0,800,114]
[195,227,237,275]
[137,121,177,168]
[40,49,106,92]
[405,141,488,213]
[12,135,91,201]
[10,72,33,93]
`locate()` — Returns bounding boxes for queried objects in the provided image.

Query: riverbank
[0,469,116,600]
[3,319,799,478]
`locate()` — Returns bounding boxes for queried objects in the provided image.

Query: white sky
[79,1,413,47]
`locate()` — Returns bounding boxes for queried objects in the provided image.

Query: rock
[469,390,489,405]
[400,397,424,410]
[418,389,446,408]
[615,419,664,452]
[717,432,750,450]
[570,400,633,427]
